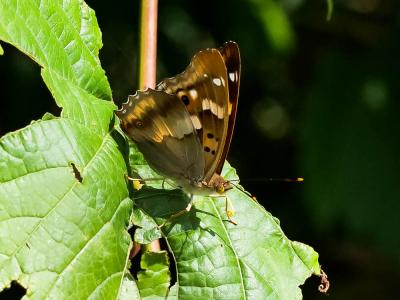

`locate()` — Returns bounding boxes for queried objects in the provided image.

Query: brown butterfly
[116,41,240,196]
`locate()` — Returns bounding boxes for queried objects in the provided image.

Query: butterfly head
[208,173,232,194]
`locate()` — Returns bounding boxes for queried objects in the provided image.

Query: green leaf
[0,0,131,299]
[167,284,178,300]
[137,251,171,299]
[0,0,111,102]
[118,275,141,300]
[134,187,191,218]
[326,0,334,21]
[250,0,295,53]
[131,206,162,244]
[132,161,321,299]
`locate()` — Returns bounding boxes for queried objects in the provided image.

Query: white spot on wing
[189,89,198,99]
[213,78,222,86]
[202,98,211,110]
[229,72,236,82]
[190,115,202,129]
[202,98,225,119]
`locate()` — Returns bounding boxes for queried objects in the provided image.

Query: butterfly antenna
[238,177,304,183]
[228,181,253,198]
[227,177,304,201]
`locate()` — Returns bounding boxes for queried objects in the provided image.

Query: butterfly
[116,41,240,196]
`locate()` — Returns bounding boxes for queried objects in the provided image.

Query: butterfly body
[116,42,240,196]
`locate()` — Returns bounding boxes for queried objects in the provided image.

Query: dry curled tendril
[318,268,330,294]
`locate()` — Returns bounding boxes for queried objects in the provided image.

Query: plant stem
[139,0,158,89]
[138,0,160,252]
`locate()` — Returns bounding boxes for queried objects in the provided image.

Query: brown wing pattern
[157,44,239,182]
[215,42,240,175]
[115,89,204,183]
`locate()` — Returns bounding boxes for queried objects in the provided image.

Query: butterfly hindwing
[116,89,205,183]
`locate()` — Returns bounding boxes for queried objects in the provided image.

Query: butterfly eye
[181,95,190,106]
[135,120,144,128]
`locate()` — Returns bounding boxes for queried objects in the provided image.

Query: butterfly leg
[125,174,169,190]
[125,174,144,190]
[158,194,194,228]
[212,194,237,225]
[229,181,254,198]
[225,195,237,225]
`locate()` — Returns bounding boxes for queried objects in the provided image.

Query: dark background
[1,0,399,298]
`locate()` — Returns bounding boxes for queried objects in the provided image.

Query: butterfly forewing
[215,42,241,175]
[157,48,233,182]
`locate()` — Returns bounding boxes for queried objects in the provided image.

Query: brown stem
[139,0,160,252]
[139,0,158,89]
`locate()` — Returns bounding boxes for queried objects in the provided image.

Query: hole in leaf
[70,162,83,183]
[128,237,177,288]
[160,238,177,287]
[128,226,142,278]
[0,280,26,300]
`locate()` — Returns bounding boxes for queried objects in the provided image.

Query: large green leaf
[133,160,321,299]
[0,0,132,299]
[137,251,171,299]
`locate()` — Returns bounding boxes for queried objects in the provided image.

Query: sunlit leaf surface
[0,0,132,298]
[133,161,320,299]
